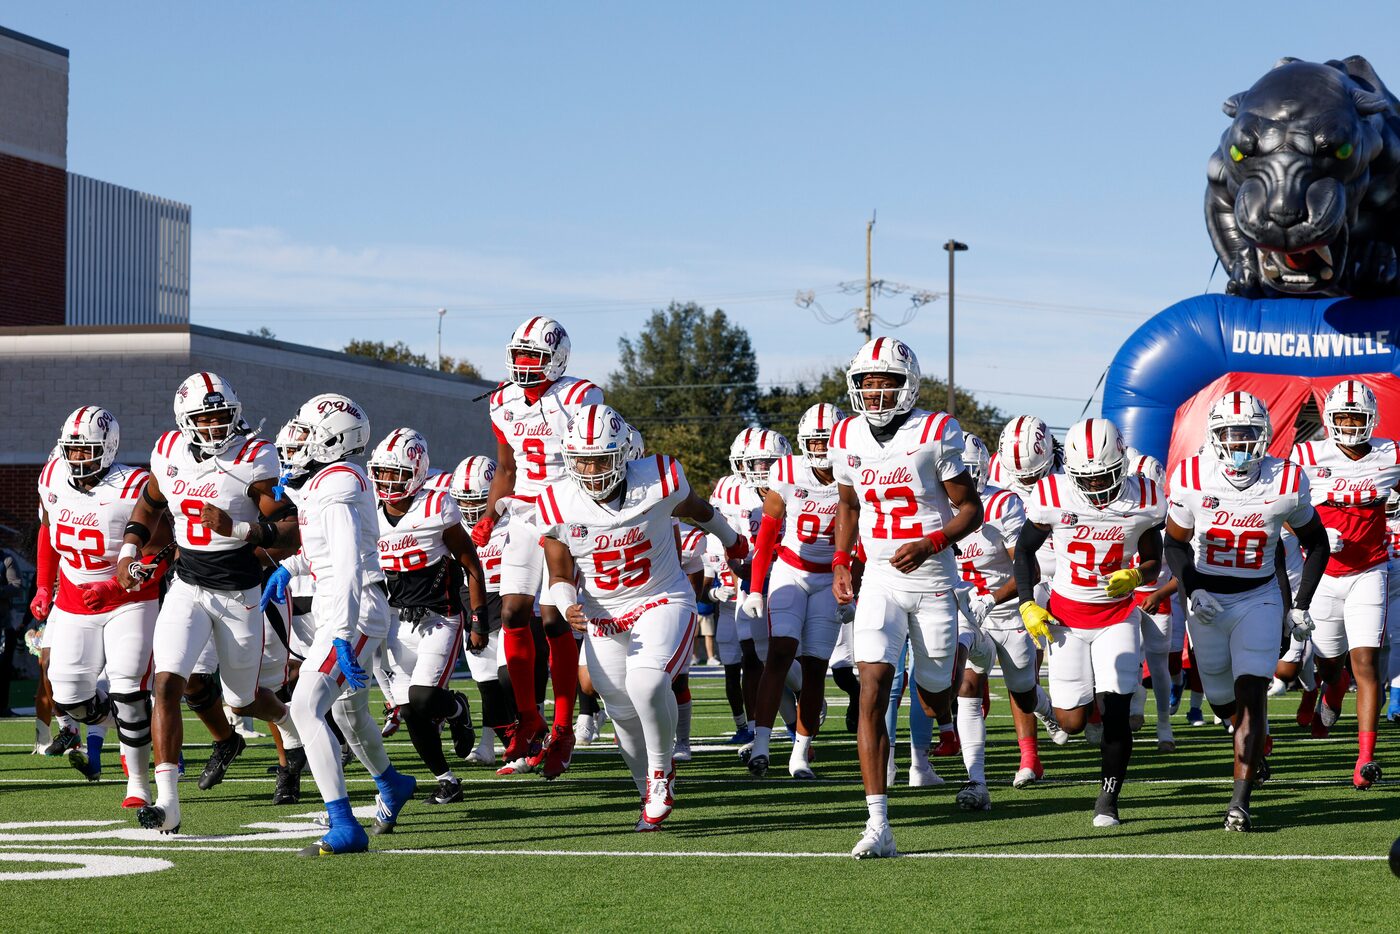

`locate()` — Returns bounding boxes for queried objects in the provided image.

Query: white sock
[746,719,756,734]
[957,696,986,785]
[1130,683,1147,718]
[575,713,593,732]
[35,718,52,747]
[675,701,692,747]
[865,793,888,828]
[477,726,495,753]
[1034,685,1054,718]
[753,725,772,759]
[154,761,180,807]
[435,769,457,782]
[627,666,678,774]
[910,742,932,772]
[122,743,151,798]
[275,710,303,749]
[1146,652,1171,723]
[89,713,112,741]
[733,712,746,730]
[56,712,78,733]
[791,733,812,768]
[611,710,648,796]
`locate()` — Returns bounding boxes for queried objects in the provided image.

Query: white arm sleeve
[319,502,363,642]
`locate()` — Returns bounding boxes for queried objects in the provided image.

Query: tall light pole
[943,240,968,416]
[436,307,447,370]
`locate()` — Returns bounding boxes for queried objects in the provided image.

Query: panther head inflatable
[1206,56,1400,297]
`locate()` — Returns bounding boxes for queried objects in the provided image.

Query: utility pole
[943,241,968,415]
[436,307,447,370]
[857,211,875,341]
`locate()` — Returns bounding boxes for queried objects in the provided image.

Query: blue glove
[273,468,292,501]
[696,600,716,616]
[333,637,368,689]
[259,566,292,612]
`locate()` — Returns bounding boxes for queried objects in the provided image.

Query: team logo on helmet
[316,397,362,417]
[1060,511,1078,526]
[848,455,861,468]
[1201,495,1219,509]
[569,523,588,539]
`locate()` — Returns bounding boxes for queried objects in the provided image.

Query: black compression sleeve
[1014,521,1050,604]
[1292,521,1330,611]
[1163,533,1198,598]
[124,522,151,546]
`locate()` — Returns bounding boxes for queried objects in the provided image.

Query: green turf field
[1,672,1397,932]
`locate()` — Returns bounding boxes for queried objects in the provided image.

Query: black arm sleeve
[1292,520,1330,611]
[1013,521,1050,604]
[1163,533,1199,599]
[1274,545,1294,613]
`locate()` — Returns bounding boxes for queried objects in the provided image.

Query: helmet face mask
[174,373,244,456]
[277,420,312,479]
[1323,379,1377,447]
[1387,489,1400,520]
[569,452,625,499]
[58,406,120,483]
[564,404,629,501]
[739,430,792,490]
[998,415,1055,487]
[367,429,429,504]
[962,434,991,494]
[1068,461,1126,507]
[62,441,106,480]
[846,337,921,427]
[1206,391,1272,484]
[1063,417,1127,508]
[449,456,496,523]
[507,316,571,387]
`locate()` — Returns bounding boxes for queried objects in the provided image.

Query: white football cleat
[955,781,992,811]
[908,761,945,788]
[574,714,598,747]
[672,741,692,763]
[789,761,816,780]
[1267,677,1288,697]
[851,823,897,859]
[1156,719,1176,753]
[466,727,496,766]
[1036,711,1070,745]
[1012,765,1042,789]
[642,771,673,825]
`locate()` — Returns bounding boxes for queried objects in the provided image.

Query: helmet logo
[483,463,496,482]
[95,412,113,432]
[317,398,362,417]
[544,328,562,347]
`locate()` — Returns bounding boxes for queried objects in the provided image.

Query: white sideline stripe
[0,842,1382,862]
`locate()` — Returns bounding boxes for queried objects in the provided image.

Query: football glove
[470,515,495,547]
[708,584,735,603]
[260,566,292,611]
[1019,601,1055,649]
[725,535,750,561]
[836,601,856,625]
[29,587,53,622]
[78,578,126,612]
[1189,590,1223,624]
[1325,528,1345,554]
[968,591,997,627]
[739,592,765,620]
[1104,567,1141,599]
[1288,608,1315,641]
[333,638,368,690]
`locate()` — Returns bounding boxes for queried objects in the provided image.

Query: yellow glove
[1104,567,1142,599]
[1019,601,1055,648]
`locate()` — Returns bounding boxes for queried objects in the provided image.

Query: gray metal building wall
[65,174,190,327]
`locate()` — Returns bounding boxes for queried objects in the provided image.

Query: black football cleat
[197,735,246,790]
[1224,805,1252,832]
[426,777,464,805]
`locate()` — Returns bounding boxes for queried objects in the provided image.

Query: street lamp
[436,307,447,371]
[943,240,968,416]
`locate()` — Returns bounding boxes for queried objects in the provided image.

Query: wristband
[926,530,950,553]
[231,521,253,541]
[549,581,579,610]
[124,521,152,546]
[119,542,140,561]
[831,550,852,569]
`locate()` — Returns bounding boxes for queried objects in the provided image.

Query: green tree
[246,326,276,340]
[606,302,758,492]
[343,339,481,379]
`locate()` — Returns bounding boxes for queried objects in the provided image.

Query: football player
[477,317,602,776]
[956,434,1068,797]
[116,374,293,832]
[740,403,844,780]
[369,429,486,804]
[1164,392,1328,828]
[269,395,417,855]
[1387,490,1400,721]
[30,408,172,808]
[1124,450,1181,752]
[449,455,516,764]
[707,437,761,742]
[829,337,984,859]
[1287,380,1400,786]
[537,404,748,830]
[1015,418,1166,829]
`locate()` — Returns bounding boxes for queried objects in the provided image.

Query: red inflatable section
[1165,372,1400,479]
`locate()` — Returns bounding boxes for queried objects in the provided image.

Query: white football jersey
[676,522,707,576]
[1290,438,1400,574]
[1387,516,1400,599]
[767,455,835,570]
[378,488,464,612]
[149,431,278,590]
[829,410,967,593]
[955,485,1025,629]
[38,457,160,611]
[297,461,387,639]
[987,452,1058,578]
[537,454,692,621]
[489,376,603,501]
[707,472,762,601]
[1167,454,1313,584]
[1026,473,1166,627]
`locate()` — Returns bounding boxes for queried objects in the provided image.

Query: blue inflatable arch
[1101,295,1400,466]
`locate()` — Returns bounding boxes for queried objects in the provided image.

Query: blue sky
[8,2,1400,430]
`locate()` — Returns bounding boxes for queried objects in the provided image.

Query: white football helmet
[174,371,243,455]
[1063,417,1128,507]
[1387,488,1399,520]
[274,418,310,481]
[846,337,921,427]
[997,415,1056,487]
[962,434,992,494]
[507,316,571,387]
[729,428,756,476]
[58,406,120,481]
[449,455,497,523]
[290,393,372,468]
[741,429,791,489]
[1206,390,1272,484]
[1123,447,1166,487]
[564,403,630,500]
[367,428,430,504]
[797,403,844,470]
[625,423,646,461]
[1322,379,1378,446]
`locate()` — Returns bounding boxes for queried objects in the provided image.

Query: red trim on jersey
[665,613,700,674]
[311,464,366,491]
[1048,475,1062,508]
[1191,457,1201,489]
[40,458,58,487]
[544,485,564,527]
[121,469,149,499]
[779,546,833,574]
[669,456,680,493]
[921,413,946,444]
[1137,479,1146,510]
[565,380,596,405]
[985,489,1007,520]
[1175,458,1188,490]
[839,418,852,447]
[657,455,670,496]
[1048,591,1136,630]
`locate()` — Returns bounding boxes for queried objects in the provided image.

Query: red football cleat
[932,732,961,757]
[540,725,575,780]
[1295,688,1318,727]
[121,795,148,809]
[501,714,546,762]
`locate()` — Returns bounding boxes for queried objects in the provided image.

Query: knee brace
[110,690,152,748]
[184,673,223,712]
[53,692,111,726]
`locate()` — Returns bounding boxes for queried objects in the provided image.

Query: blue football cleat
[1387,687,1400,723]
[1187,707,1206,727]
[1168,682,1184,716]
[786,727,797,743]
[369,768,417,835]
[728,726,755,745]
[300,804,369,857]
[86,733,104,777]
